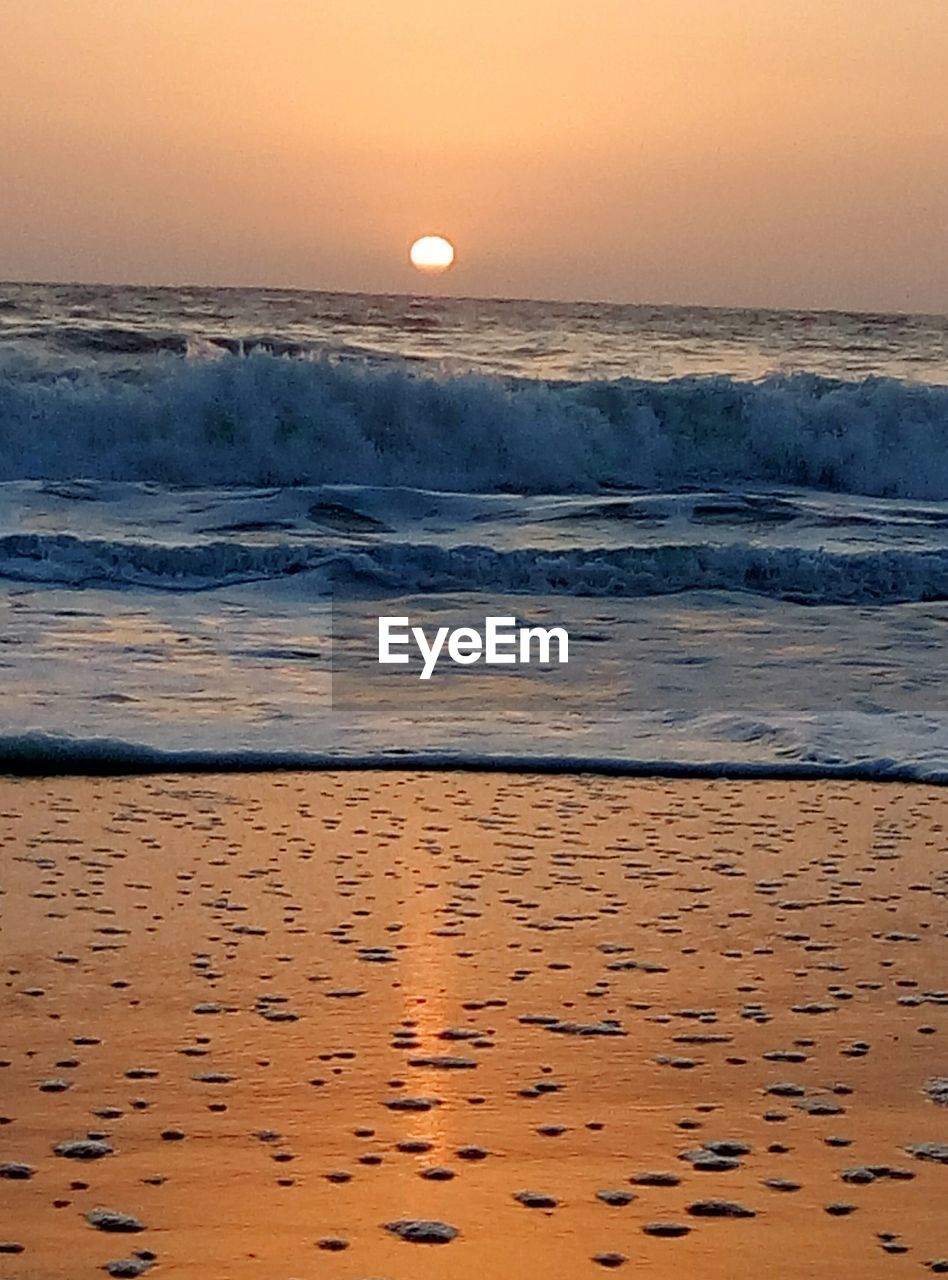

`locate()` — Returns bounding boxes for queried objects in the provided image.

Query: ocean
[1,280,947,778]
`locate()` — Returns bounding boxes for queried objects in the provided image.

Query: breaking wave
[2,531,948,604]
[2,351,948,498]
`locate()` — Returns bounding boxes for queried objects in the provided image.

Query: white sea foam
[2,352,948,497]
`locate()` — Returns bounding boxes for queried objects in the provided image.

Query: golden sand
[0,773,945,1278]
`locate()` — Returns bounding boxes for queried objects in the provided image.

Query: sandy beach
[0,771,945,1278]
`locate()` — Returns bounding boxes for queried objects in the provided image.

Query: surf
[3,349,948,498]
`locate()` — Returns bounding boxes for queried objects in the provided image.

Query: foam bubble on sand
[0,773,945,1275]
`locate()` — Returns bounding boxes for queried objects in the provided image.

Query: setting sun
[409,235,456,274]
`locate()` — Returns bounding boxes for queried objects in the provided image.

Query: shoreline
[1,743,946,784]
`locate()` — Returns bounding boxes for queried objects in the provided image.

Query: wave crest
[2,531,947,604]
[2,351,947,497]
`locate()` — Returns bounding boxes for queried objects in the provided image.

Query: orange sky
[1,0,946,311]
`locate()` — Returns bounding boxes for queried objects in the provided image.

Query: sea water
[0,281,946,777]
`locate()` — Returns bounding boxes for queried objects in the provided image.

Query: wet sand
[0,772,945,1278]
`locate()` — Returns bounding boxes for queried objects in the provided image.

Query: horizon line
[2,276,945,325]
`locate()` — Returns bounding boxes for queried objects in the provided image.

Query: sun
[409,235,456,274]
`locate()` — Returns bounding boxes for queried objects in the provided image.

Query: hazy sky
[1,0,946,311]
